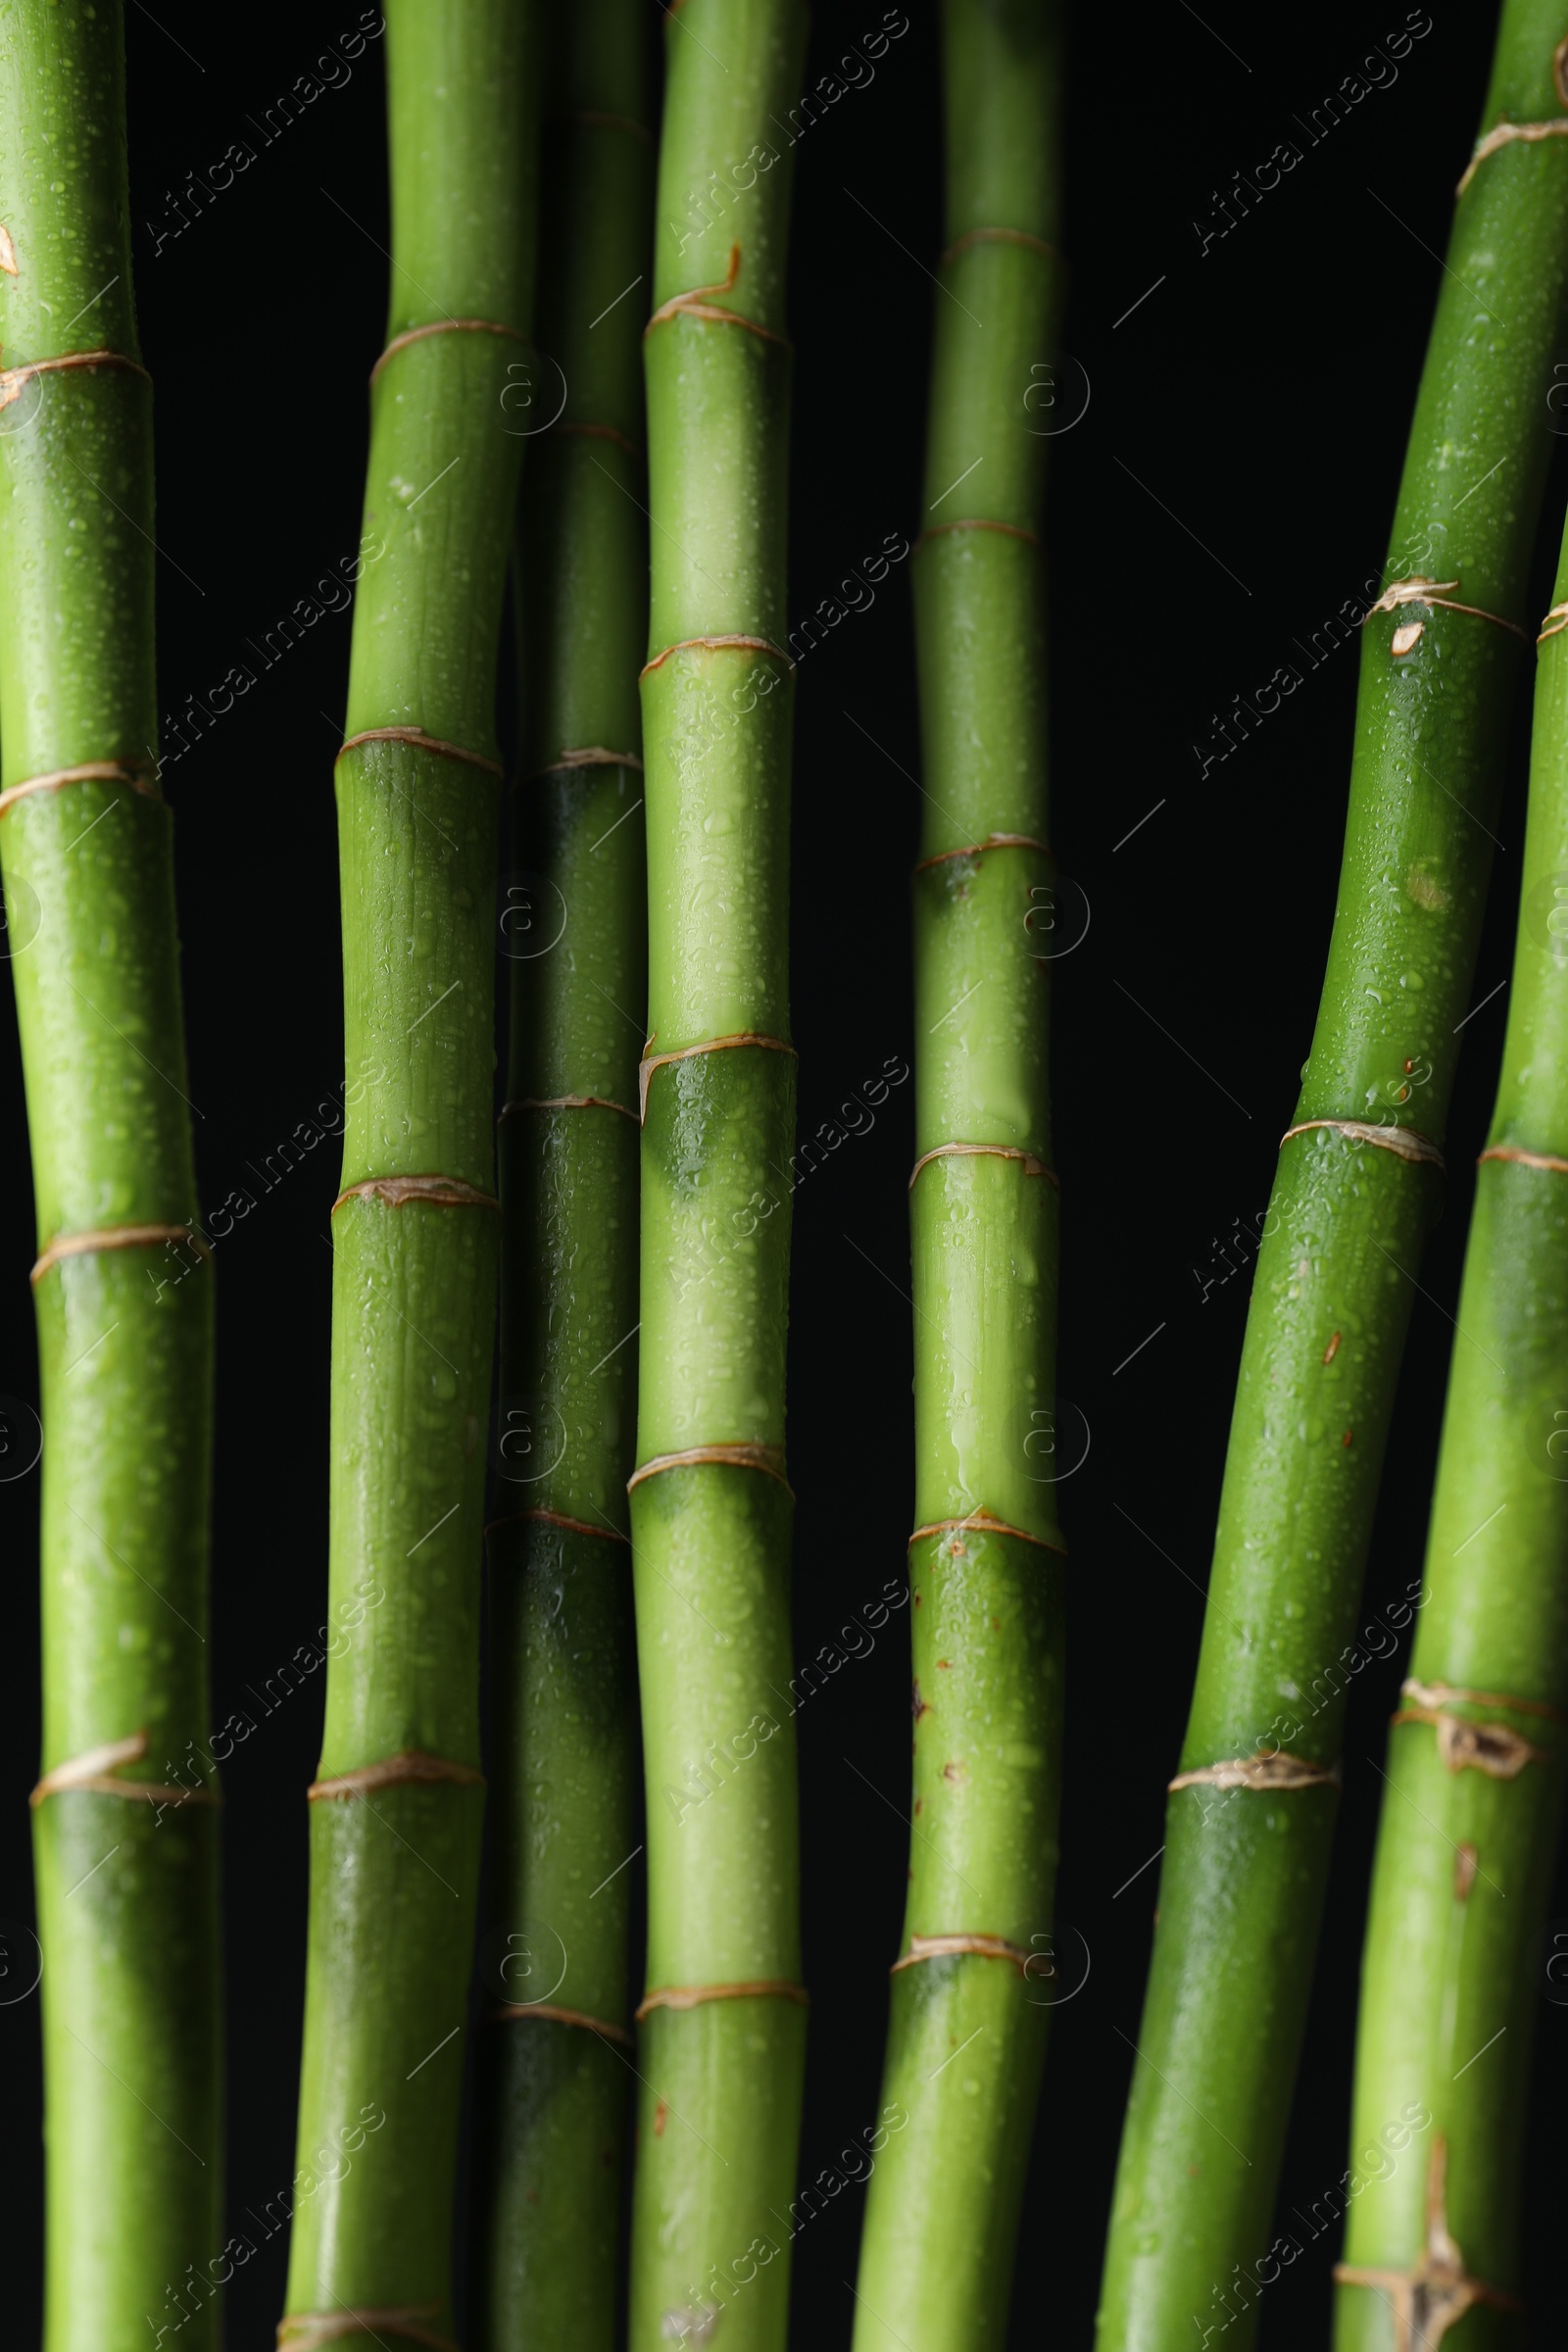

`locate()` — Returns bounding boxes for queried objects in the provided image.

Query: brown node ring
[523,744,643,779]
[488,2000,634,2047]
[500,1094,638,1125]
[0,348,150,411]
[308,1750,485,1802]
[1169,1752,1339,1793]
[1392,1701,1555,1780]
[638,1030,797,1123]
[277,2308,459,2352]
[914,831,1050,872]
[485,1506,630,1546]
[909,1511,1067,1557]
[554,420,640,457]
[1457,111,1568,197]
[938,225,1062,269]
[1363,576,1528,646]
[31,1221,210,1287]
[628,1442,794,1499]
[644,242,790,348]
[639,632,794,679]
[1402,1676,1567,1721]
[331,1174,500,1216]
[550,109,654,144]
[891,1933,1035,1974]
[1539,600,1568,642]
[1334,2135,1523,2350]
[368,317,524,386]
[915,517,1041,553]
[336,726,503,780]
[1280,1118,1445,1170]
[636,1979,808,2022]
[0,758,161,822]
[1480,1143,1568,1175]
[908,1142,1059,1194]
[31,1730,220,1810]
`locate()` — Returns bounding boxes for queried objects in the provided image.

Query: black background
[3,2,1567,2345]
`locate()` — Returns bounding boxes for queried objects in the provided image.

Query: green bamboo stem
[1097,11,1568,2347]
[851,5,1066,2347]
[628,4,808,2344]
[0,8,220,2346]
[472,7,651,2343]
[280,8,536,2345]
[1332,541,1568,2349]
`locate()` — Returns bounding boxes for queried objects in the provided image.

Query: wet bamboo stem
[852,4,1067,2347]
[472,5,651,2344]
[279,5,537,2344]
[1097,8,1568,2347]
[0,9,220,2348]
[1333,539,1568,2348]
[627,3,808,2345]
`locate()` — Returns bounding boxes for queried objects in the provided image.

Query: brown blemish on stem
[1343,1430,1353,1448]
[1392,1706,1553,1778]
[1335,2136,1523,2346]
[0,224,16,274]
[1392,619,1425,656]
[1323,1331,1343,1364]
[1454,1844,1479,1902]
[654,2102,668,2136]
[307,1750,485,1801]
[912,1681,930,1723]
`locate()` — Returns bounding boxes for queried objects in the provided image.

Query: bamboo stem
[1097,7,1568,2345]
[0,9,220,2345]
[279,7,537,2343]
[851,6,1067,2346]
[1332,538,1568,2349]
[472,6,651,2343]
[627,5,808,2343]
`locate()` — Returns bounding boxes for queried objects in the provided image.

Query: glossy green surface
[283,3,536,2341]
[1335,539,1568,2351]
[1098,7,1568,2344]
[629,5,808,2343]
[854,7,1066,2346]
[0,9,220,2346]
[475,9,650,2342]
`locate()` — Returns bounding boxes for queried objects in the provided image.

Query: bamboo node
[0,757,161,822]
[628,1442,794,1499]
[1279,1118,1445,1170]
[30,1730,220,1810]
[638,1030,796,1122]
[521,744,643,780]
[1169,1751,1339,1793]
[636,1979,808,2021]
[937,225,1062,269]
[554,420,640,456]
[368,316,525,386]
[1363,576,1528,645]
[485,1506,630,1545]
[278,2309,459,2352]
[639,632,795,680]
[644,242,790,348]
[331,1174,501,1215]
[1334,2137,1522,2346]
[915,517,1041,552]
[1479,1143,1568,1174]
[914,831,1050,873]
[908,1511,1067,1557]
[1539,600,1568,641]
[336,726,503,780]
[908,1142,1059,1193]
[487,1999,634,2046]
[0,347,150,410]
[31,1221,210,1287]
[1457,114,1568,197]
[890,1933,1035,1974]
[549,108,654,143]
[500,1094,638,1124]
[307,1749,486,1801]
[1393,1682,1558,1777]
